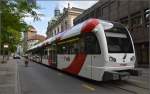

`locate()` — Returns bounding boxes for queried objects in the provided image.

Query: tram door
[49,43,57,67]
[84,32,101,80]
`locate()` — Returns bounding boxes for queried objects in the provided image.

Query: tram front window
[105,26,133,53]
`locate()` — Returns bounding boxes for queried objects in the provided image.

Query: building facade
[74,0,149,67]
[23,26,45,52]
[46,4,84,38]
[27,34,45,48]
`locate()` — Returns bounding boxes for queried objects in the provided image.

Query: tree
[0,0,40,54]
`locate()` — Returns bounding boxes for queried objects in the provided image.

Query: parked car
[13,54,20,59]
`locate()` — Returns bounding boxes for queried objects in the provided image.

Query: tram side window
[58,44,68,54]
[72,39,84,53]
[57,36,84,54]
[84,33,101,54]
[57,42,76,54]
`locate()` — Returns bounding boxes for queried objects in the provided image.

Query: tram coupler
[103,71,120,81]
[103,71,131,81]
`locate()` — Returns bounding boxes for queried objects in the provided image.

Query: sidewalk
[0,56,20,94]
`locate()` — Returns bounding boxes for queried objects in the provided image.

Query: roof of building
[71,7,84,12]
[28,34,46,41]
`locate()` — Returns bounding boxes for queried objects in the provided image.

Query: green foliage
[0,0,39,53]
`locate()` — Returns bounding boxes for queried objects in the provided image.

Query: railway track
[100,80,149,94]
[96,82,136,94]
[28,60,149,94]
[120,80,149,90]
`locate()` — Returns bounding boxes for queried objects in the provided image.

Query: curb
[15,60,21,94]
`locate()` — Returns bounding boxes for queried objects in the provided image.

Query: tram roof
[27,18,116,52]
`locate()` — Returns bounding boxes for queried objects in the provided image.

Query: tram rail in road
[35,60,149,94]
[83,80,149,94]
[18,59,149,94]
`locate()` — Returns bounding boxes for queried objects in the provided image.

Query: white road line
[82,84,96,91]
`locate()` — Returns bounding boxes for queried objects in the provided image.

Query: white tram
[27,18,137,81]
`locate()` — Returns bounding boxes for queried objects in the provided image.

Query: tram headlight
[109,56,116,62]
[130,56,135,62]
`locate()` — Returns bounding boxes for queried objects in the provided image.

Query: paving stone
[0,57,19,94]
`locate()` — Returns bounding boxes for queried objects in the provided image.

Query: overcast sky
[24,0,98,36]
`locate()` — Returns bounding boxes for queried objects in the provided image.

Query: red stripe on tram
[81,18,99,33]
[63,52,87,75]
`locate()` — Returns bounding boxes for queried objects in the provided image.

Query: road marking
[82,84,96,91]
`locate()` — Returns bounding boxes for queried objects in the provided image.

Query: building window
[110,1,118,20]
[55,30,57,35]
[59,26,61,33]
[131,15,142,27]
[53,30,55,36]
[65,21,67,28]
[57,28,59,33]
[102,6,109,19]
[97,7,101,17]
[61,25,63,32]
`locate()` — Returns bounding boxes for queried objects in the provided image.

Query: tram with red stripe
[27,18,137,81]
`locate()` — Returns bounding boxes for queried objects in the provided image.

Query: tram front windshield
[105,24,133,53]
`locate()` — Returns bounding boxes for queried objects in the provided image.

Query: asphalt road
[17,59,147,94]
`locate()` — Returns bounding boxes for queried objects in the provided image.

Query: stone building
[73,0,149,67]
[23,26,46,52]
[46,4,84,38]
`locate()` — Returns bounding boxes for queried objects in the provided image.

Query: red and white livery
[27,18,137,81]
